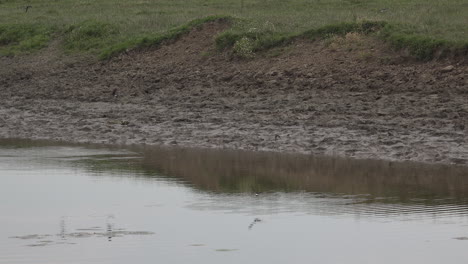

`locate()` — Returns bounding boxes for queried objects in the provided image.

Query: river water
[1,139,468,263]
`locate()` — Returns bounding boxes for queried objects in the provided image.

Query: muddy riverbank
[1,22,467,165]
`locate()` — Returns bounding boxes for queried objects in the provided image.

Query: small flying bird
[248,218,262,230]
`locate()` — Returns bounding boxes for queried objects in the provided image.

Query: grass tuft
[302,21,386,40]
[232,36,255,58]
[0,24,52,55]
[63,20,119,52]
[216,30,294,55]
[375,24,456,60]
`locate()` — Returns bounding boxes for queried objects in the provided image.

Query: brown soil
[1,21,467,165]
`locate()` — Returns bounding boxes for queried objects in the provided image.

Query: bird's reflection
[60,217,67,240]
[106,222,113,242]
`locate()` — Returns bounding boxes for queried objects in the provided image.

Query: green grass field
[0,0,467,58]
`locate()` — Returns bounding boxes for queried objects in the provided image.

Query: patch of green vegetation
[216,21,383,56]
[375,23,467,60]
[384,33,447,59]
[99,15,232,60]
[0,24,53,55]
[63,20,119,52]
[216,29,293,56]
[302,21,387,39]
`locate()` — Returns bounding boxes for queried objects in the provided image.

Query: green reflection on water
[77,146,468,206]
[2,138,468,205]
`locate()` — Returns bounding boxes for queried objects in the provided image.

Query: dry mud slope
[0,21,467,165]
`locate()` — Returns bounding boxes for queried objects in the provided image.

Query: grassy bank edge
[100,17,468,61]
[1,16,467,61]
[98,15,233,60]
[215,21,468,60]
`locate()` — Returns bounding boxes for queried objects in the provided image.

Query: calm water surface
[1,139,468,263]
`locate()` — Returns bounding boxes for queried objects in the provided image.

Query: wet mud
[1,22,467,165]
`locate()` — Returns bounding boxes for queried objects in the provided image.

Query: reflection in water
[107,216,114,242]
[3,138,468,219]
[66,145,468,220]
[3,138,467,204]
[107,223,112,241]
[135,147,468,198]
[60,217,67,240]
[73,147,466,196]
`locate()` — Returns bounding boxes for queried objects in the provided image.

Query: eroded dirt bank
[1,22,467,165]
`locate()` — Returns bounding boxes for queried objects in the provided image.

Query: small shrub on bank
[233,36,255,58]
[215,31,242,50]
